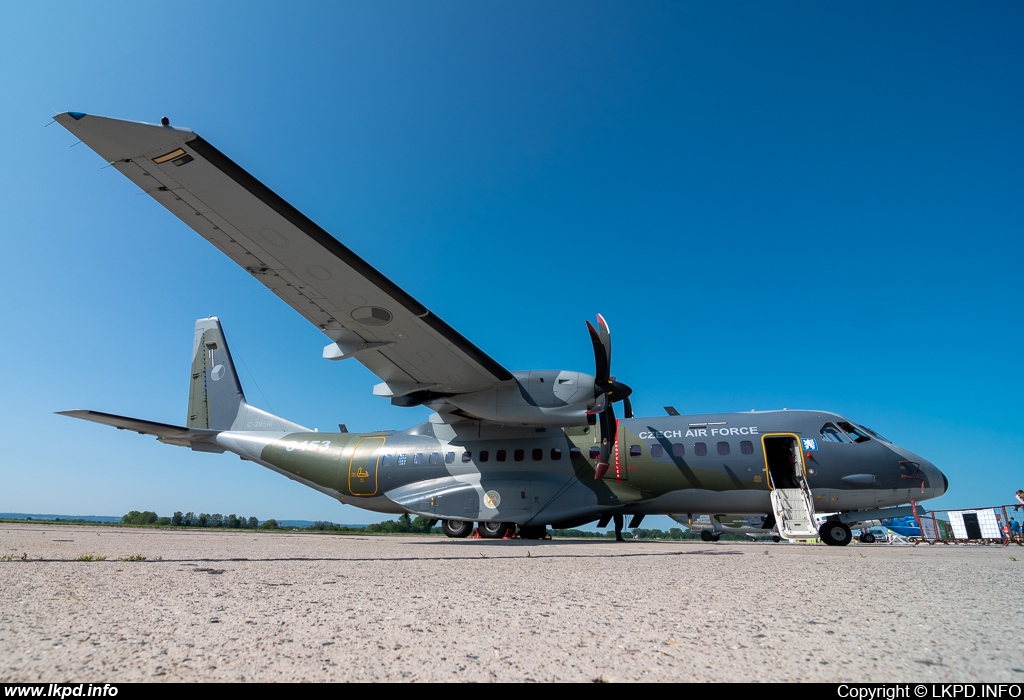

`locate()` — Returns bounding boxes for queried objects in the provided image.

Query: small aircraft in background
[670,514,782,542]
[54,112,949,544]
[881,516,922,538]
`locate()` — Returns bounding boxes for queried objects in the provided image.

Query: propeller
[585,314,632,481]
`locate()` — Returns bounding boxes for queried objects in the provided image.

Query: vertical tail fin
[188,317,245,430]
[187,317,308,433]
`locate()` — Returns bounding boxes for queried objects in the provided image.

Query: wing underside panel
[55,113,512,398]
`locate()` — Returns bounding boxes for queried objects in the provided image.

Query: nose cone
[889,445,948,500]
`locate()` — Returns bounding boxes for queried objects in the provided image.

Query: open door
[763,434,818,539]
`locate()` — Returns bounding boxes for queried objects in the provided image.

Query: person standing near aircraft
[1015,490,1024,510]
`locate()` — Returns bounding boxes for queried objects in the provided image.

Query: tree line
[120,511,750,540]
[121,510,268,529]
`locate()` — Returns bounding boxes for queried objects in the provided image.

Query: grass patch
[75,554,107,561]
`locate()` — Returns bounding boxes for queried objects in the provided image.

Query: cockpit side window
[820,423,852,443]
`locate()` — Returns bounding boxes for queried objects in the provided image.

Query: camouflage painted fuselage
[210,409,945,528]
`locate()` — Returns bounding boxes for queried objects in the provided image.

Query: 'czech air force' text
[636,427,760,440]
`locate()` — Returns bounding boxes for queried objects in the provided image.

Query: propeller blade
[623,395,634,419]
[586,319,610,382]
[594,402,617,481]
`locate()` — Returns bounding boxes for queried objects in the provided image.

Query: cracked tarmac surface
[2,524,1023,682]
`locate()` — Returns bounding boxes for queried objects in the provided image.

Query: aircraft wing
[54,112,513,404]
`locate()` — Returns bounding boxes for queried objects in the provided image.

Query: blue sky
[1,2,1021,528]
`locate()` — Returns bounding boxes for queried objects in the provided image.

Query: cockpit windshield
[820,421,873,444]
[858,425,891,443]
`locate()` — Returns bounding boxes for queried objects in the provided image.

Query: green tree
[411,516,435,533]
[171,511,184,526]
[261,518,279,529]
[121,510,158,525]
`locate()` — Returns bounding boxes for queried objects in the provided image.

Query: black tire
[478,522,512,539]
[710,534,721,542]
[772,535,781,543]
[518,525,547,540]
[442,519,473,538]
[700,530,713,542]
[862,532,876,544]
[819,521,852,547]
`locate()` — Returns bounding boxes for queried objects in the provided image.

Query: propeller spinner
[585,315,633,480]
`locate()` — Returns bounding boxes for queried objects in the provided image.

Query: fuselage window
[479,450,490,463]
[717,441,730,456]
[380,454,393,467]
[650,444,664,458]
[694,442,708,457]
[532,448,543,461]
[413,453,423,465]
[569,447,581,459]
[629,445,641,457]
[397,453,408,466]
[462,451,472,463]
[672,443,685,457]
[514,449,525,461]
[589,446,601,459]
[496,450,507,462]
[550,448,562,461]
[740,440,754,455]
[445,452,455,464]
[429,452,440,465]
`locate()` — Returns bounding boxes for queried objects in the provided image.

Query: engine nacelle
[442,370,598,426]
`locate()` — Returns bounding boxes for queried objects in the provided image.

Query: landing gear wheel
[479,522,513,539]
[442,520,473,538]
[518,525,548,540]
[700,530,713,542]
[711,534,721,542]
[859,532,876,544]
[772,535,782,543]
[819,521,852,547]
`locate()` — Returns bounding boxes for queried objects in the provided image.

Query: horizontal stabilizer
[57,410,222,450]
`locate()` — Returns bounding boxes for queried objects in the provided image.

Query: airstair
[770,488,819,539]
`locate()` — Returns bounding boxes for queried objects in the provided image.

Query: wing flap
[56,113,513,396]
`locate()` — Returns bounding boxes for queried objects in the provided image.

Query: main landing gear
[818,520,853,547]
[440,520,545,540]
[441,519,474,538]
[700,531,721,542]
[478,521,515,539]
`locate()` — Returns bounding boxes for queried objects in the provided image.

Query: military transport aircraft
[53,112,948,545]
